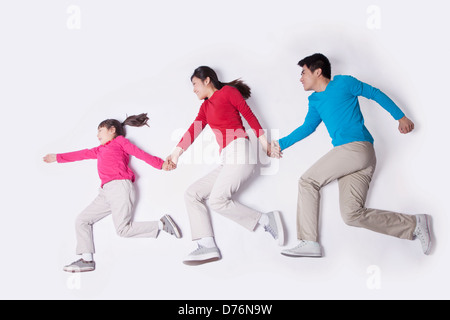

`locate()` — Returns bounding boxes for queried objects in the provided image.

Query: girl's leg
[75,190,111,255]
[105,180,160,239]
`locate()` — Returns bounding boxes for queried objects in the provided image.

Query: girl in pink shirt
[44,113,181,273]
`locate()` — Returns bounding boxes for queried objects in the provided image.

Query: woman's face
[192,76,211,100]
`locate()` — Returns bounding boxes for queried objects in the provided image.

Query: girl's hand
[43,154,57,163]
[162,159,177,171]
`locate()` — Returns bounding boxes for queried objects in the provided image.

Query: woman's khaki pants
[184,138,262,240]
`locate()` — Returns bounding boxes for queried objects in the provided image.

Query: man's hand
[398,116,415,134]
[270,140,283,159]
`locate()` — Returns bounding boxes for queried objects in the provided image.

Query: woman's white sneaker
[281,240,323,258]
[183,245,221,266]
[264,211,285,246]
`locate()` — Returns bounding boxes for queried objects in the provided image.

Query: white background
[1,0,449,300]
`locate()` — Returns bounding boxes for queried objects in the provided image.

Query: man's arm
[278,106,322,151]
[348,75,414,134]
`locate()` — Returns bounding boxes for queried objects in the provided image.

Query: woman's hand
[270,141,283,159]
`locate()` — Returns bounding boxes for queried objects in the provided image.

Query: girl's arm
[48,148,99,163]
[119,137,165,170]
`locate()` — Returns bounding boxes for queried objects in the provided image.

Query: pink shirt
[57,135,164,187]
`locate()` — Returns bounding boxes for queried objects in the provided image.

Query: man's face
[300,65,316,91]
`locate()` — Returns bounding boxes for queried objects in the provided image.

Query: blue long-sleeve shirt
[279,75,405,150]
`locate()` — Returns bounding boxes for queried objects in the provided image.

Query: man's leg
[297,141,378,242]
[338,164,416,240]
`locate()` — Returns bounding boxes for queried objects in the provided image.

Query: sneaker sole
[273,211,285,246]
[183,250,221,266]
[63,267,95,273]
[281,251,322,258]
[183,256,221,266]
[423,214,432,255]
[164,214,182,238]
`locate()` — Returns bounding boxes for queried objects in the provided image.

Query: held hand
[43,154,57,163]
[168,147,184,165]
[162,159,177,171]
[269,141,283,159]
[398,116,415,134]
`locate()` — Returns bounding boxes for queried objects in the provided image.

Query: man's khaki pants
[298,141,416,242]
[75,179,160,254]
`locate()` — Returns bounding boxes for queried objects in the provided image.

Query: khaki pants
[185,138,262,240]
[297,141,416,242]
[75,179,160,254]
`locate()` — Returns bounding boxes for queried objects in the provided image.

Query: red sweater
[177,86,264,152]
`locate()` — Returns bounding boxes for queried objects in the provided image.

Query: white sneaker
[281,240,323,258]
[413,214,432,255]
[264,211,285,246]
[183,245,221,266]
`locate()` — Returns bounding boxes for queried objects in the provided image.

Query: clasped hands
[164,140,282,172]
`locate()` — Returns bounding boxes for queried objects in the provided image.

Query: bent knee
[340,205,365,226]
[299,176,320,191]
[209,195,231,212]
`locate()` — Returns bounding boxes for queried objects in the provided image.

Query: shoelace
[264,224,277,238]
[292,240,308,249]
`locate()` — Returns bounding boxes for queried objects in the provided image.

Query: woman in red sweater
[168,66,285,265]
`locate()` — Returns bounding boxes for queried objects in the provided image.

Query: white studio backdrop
[0,0,448,299]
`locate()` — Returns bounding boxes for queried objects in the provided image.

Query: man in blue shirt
[271,53,432,257]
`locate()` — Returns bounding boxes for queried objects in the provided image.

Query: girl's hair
[191,66,251,100]
[98,113,149,137]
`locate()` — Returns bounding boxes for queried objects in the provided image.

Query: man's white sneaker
[183,245,221,266]
[264,211,285,246]
[281,240,323,258]
[413,214,432,255]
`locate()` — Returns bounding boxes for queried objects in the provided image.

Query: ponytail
[98,113,149,137]
[122,113,149,128]
[191,66,252,100]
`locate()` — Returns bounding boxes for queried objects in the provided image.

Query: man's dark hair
[298,53,331,80]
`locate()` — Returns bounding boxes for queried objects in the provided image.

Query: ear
[204,77,211,85]
[314,68,323,77]
[109,126,117,135]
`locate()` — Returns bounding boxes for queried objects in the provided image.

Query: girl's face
[192,76,213,100]
[97,126,116,145]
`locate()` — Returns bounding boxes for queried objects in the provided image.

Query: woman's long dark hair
[191,66,251,100]
[98,113,149,137]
